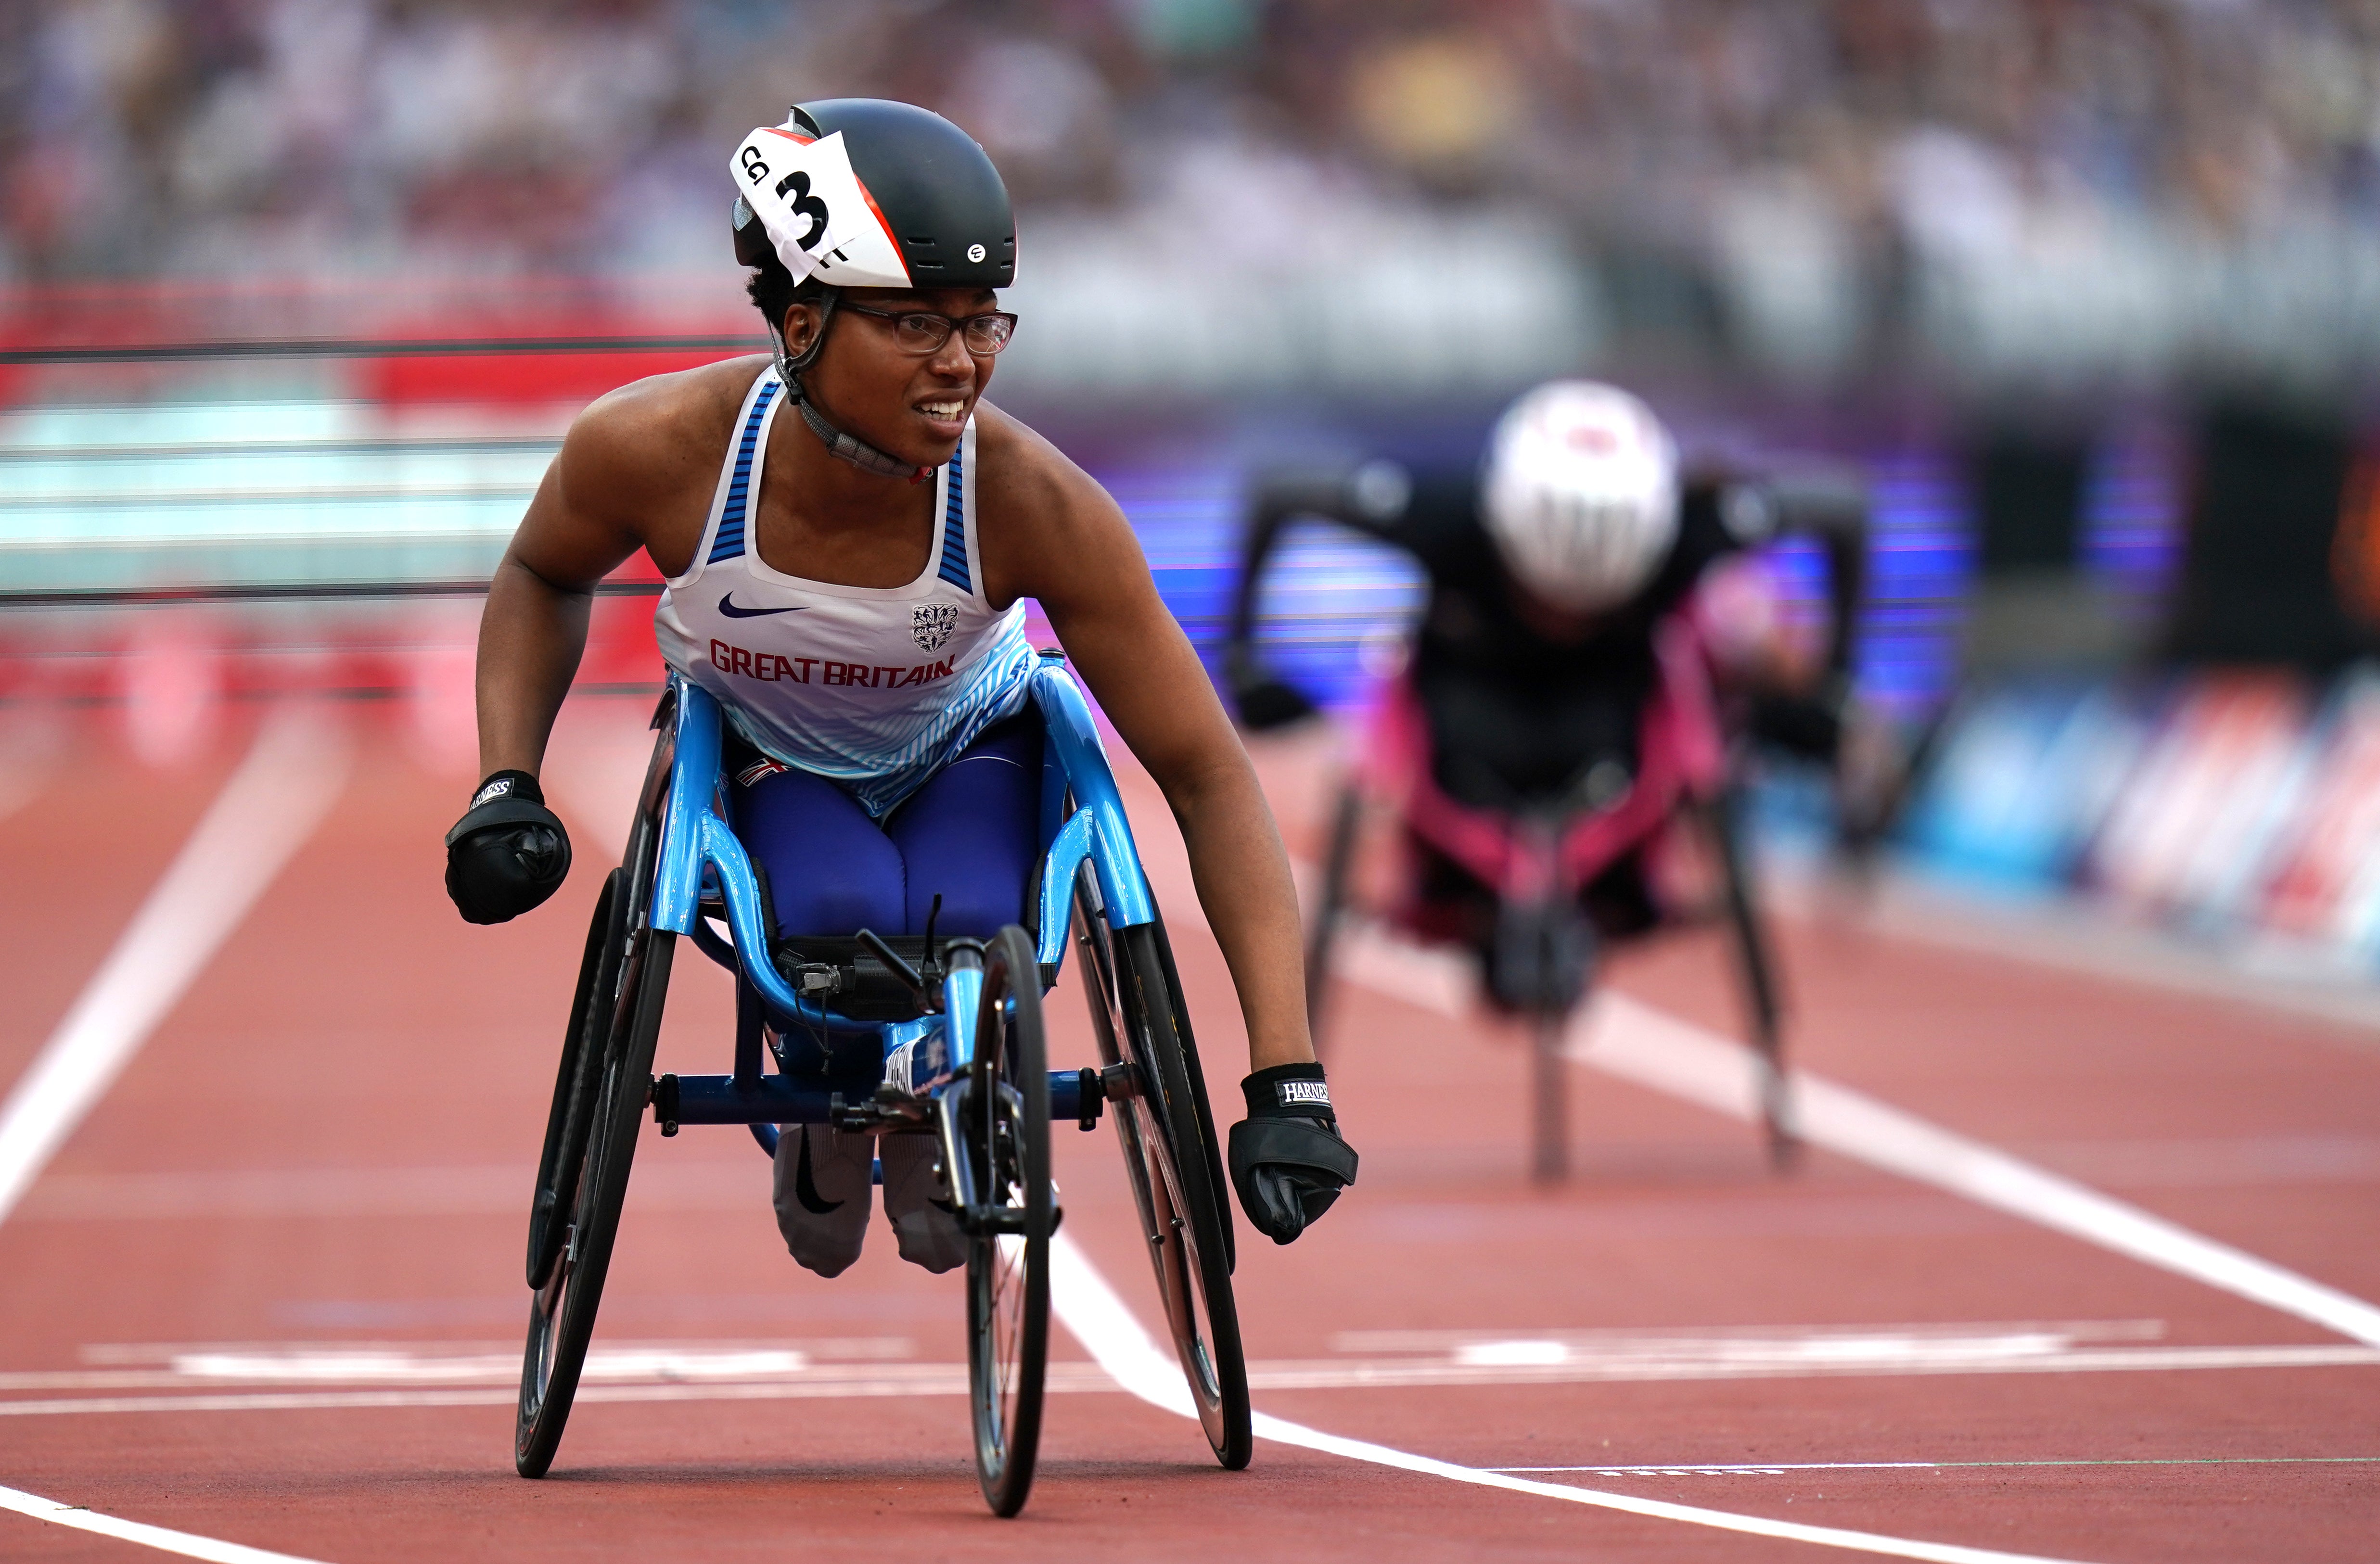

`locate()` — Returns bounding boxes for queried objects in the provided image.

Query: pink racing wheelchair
[1224,446,1870,1181]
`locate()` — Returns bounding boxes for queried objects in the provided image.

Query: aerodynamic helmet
[730,99,1014,291]
[1479,380,1679,614]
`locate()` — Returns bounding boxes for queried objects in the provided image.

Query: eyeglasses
[839,301,1019,357]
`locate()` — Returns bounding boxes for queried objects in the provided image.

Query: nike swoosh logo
[793,1131,845,1214]
[719,593,806,619]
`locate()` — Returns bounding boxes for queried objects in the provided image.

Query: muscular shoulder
[970,401,1138,607]
[556,356,770,528]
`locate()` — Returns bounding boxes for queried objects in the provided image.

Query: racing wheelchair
[513,652,1248,1516]
[1225,465,1871,1183]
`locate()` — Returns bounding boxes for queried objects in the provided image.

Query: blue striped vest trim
[708,378,781,564]
[936,442,972,593]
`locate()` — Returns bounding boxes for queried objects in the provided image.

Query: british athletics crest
[911,601,959,652]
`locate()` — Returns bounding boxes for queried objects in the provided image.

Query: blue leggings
[728,714,1042,939]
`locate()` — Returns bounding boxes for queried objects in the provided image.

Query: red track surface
[2,695,2377,1562]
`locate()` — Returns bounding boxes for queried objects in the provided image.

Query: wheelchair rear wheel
[966,926,1052,1517]
[515,922,675,1477]
[1072,874,1253,1469]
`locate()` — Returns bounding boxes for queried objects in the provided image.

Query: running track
[0,692,2375,1562]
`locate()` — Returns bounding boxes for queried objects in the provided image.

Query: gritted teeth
[915,399,966,419]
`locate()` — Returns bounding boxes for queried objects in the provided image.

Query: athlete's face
[784,286,998,466]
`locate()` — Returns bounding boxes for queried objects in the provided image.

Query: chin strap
[792,387,933,483]
[767,304,934,485]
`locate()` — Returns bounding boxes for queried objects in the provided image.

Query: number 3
[773,169,830,251]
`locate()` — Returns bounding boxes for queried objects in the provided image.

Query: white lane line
[1048,1233,2095,1564]
[0,1364,1135,1418]
[0,1481,331,1564]
[0,708,349,1230]
[1576,990,2380,1349]
[1496,1457,2380,1474]
[1331,924,2380,1348]
[2,1339,2370,1413]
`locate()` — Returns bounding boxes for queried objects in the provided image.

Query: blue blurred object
[1900,679,2159,887]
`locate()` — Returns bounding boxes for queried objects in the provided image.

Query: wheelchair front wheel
[1074,882,1253,1470]
[966,926,1052,1517]
[515,926,675,1477]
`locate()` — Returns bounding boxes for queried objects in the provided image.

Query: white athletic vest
[653,367,1035,818]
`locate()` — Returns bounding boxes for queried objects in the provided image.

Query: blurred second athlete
[1224,381,1887,1007]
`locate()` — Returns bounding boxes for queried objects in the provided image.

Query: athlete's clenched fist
[444,770,571,924]
[1228,1062,1358,1245]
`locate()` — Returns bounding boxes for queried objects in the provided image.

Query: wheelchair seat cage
[648,651,1153,1141]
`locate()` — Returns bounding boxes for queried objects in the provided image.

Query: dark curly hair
[745,250,832,334]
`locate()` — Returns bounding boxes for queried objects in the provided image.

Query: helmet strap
[770,290,933,484]
[791,387,932,483]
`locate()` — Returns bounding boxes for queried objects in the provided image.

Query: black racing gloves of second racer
[1228,1061,1358,1245]
[445,770,571,924]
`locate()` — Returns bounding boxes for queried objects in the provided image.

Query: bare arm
[475,373,729,779]
[980,412,1313,1072]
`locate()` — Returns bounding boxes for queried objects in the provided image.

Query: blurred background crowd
[13,0,2380,394]
[11,0,2380,977]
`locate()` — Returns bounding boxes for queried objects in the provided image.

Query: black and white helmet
[730,98,1014,292]
[1480,381,1679,613]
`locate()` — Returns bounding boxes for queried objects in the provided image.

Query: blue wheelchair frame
[642,649,1152,1140]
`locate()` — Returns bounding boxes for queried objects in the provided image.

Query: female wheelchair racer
[1224,381,1873,1180]
[437,99,1354,1513]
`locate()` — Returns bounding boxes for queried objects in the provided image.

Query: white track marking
[1497,1457,2380,1474]
[0,1340,2368,1414]
[0,1482,330,1564]
[1328,921,2380,1348]
[1048,1233,2098,1564]
[1573,990,2380,1348]
[0,708,349,1229]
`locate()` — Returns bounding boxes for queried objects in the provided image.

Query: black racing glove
[1228,1062,1358,1245]
[445,770,571,925]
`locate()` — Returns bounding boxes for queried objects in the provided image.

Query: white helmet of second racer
[1479,380,1680,614]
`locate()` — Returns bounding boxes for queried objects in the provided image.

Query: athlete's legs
[731,760,908,936]
[772,1124,874,1278]
[731,762,902,1272]
[732,716,1042,1277]
[882,712,1042,937]
[878,1134,967,1272]
[879,712,1041,1265]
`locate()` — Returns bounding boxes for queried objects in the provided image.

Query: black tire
[1072,875,1252,1469]
[527,869,625,1289]
[515,923,675,1477]
[967,926,1052,1517]
[1708,788,1798,1171]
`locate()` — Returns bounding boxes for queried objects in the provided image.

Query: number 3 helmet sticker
[730,122,911,289]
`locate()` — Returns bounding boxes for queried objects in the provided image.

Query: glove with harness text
[1228,1061,1357,1245]
[445,770,571,925]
